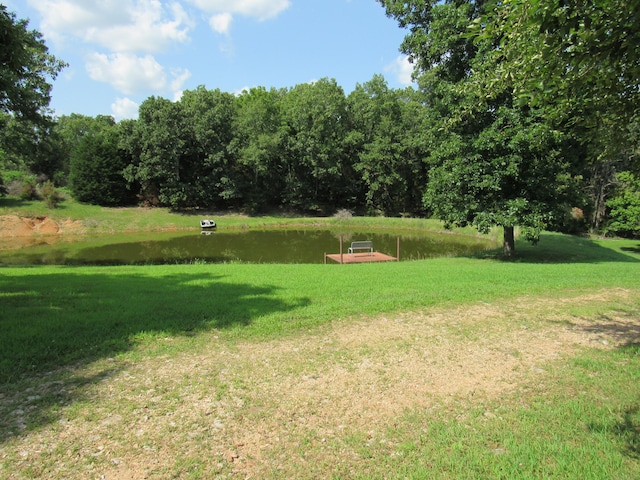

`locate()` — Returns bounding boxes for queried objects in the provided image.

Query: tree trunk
[590,160,616,233]
[503,226,515,258]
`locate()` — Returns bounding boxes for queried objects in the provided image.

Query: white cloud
[27,0,194,52]
[188,0,291,21]
[169,68,192,92]
[172,90,184,102]
[111,97,140,120]
[234,85,254,96]
[28,0,127,40]
[209,12,232,34]
[89,1,192,52]
[85,52,190,95]
[385,55,415,86]
[86,52,164,94]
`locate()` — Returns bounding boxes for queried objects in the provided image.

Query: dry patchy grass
[1,288,639,479]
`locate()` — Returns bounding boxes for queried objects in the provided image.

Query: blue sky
[7,0,414,120]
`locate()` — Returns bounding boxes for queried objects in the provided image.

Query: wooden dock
[324,252,397,264]
[324,237,400,264]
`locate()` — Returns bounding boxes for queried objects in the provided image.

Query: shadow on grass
[476,233,640,264]
[576,313,640,347]
[0,269,310,441]
[0,197,30,208]
[579,335,640,460]
[588,402,640,460]
[617,404,640,459]
[587,343,640,460]
[621,244,640,254]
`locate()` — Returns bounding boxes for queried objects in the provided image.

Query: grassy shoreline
[0,195,495,237]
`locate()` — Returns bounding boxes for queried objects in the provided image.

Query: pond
[0,228,497,266]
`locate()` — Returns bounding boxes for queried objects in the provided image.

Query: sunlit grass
[1,235,639,384]
[356,344,640,480]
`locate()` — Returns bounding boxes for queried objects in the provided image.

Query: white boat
[200,219,216,229]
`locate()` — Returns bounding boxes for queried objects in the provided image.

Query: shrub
[6,179,22,197]
[20,176,39,200]
[39,180,63,209]
[333,208,353,220]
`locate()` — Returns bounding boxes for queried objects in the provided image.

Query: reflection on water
[0,229,497,265]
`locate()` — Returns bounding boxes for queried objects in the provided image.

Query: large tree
[230,87,288,211]
[424,104,582,254]
[0,5,66,124]
[179,86,237,208]
[122,88,237,209]
[280,78,351,212]
[379,0,585,255]
[348,75,427,215]
[122,96,187,207]
[1,5,66,188]
[68,119,135,206]
[470,0,640,231]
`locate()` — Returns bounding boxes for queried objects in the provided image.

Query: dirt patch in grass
[1,288,638,479]
[0,215,85,238]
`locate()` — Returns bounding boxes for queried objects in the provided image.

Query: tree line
[2,76,429,216]
[1,1,639,252]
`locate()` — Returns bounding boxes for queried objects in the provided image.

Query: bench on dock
[348,240,374,255]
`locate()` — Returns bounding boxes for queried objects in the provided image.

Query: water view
[0,228,497,266]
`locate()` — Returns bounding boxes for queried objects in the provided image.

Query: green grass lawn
[1,198,640,478]
[1,232,639,384]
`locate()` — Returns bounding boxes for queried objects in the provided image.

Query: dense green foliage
[607,171,640,238]
[467,0,640,233]
[0,5,65,187]
[471,0,640,127]
[349,75,428,215]
[0,5,66,124]
[69,122,136,206]
[59,78,433,216]
[424,105,582,248]
[377,0,639,246]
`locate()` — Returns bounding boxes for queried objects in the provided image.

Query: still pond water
[0,229,496,266]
